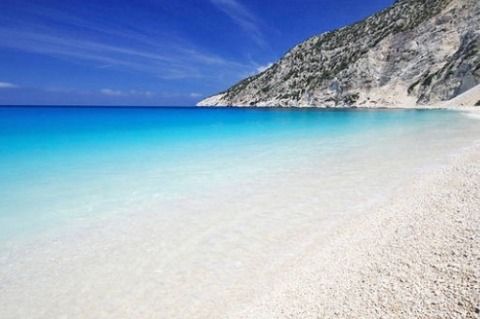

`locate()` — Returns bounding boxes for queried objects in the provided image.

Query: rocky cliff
[198,0,480,107]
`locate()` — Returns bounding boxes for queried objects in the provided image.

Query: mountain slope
[198,0,480,107]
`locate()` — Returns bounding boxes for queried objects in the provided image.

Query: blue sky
[0,0,393,106]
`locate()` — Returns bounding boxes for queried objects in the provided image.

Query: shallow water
[0,106,479,317]
[1,106,479,242]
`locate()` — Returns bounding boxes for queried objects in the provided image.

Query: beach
[236,142,480,319]
[1,0,479,315]
[0,107,479,318]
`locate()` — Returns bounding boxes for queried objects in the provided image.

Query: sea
[0,106,479,317]
[1,106,480,242]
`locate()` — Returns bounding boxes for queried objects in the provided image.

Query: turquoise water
[1,106,479,243]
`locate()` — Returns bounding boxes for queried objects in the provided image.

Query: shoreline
[198,104,480,112]
[198,84,480,112]
[0,113,479,318]
[233,143,480,318]
[1,104,479,113]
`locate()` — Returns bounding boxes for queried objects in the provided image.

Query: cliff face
[198,0,480,107]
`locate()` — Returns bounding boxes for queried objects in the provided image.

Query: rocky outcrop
[198,0,480,107]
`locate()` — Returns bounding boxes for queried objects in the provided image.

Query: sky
[0,0,394,106]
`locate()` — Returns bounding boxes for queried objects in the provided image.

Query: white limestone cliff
[198,0,480,108]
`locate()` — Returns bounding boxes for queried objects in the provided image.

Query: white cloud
[189,92,202,98]
[100,88,155,97]
[100,88,125,96]
[256,62,273,73]
[0,24,253,81]
[0,3,264,91]
[0,81,18,89]
[210,0,265,46]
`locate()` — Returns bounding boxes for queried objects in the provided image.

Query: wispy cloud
[100,88,125,96]
[256,62,273,73]
[210,0,265,46]
[0,4,258,81]
[189,92,202,98]
[0,81,18,89]
[101,88,154,97]
[0,26,252,80]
